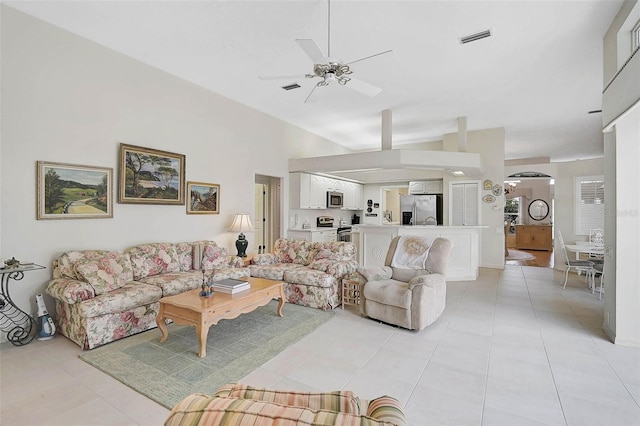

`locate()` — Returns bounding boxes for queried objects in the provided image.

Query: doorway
[254,175,282,253]
[504,175,555,268]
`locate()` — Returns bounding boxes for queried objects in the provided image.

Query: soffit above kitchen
[288,149,483,183]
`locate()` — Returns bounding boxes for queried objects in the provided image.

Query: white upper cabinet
[289,173,363,210]
[409,180,444,195]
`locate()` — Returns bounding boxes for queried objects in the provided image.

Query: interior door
[254,183,266,252]
[255,174,282,253]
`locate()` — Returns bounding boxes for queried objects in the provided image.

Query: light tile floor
[1,266,639,425]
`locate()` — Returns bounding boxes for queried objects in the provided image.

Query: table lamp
[229,213,253,257]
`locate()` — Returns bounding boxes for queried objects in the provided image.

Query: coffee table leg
[156,304,168,343]
[276,286,285,317]
[196,322,209,358]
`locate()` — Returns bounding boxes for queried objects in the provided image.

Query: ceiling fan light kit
[265,0,395,103]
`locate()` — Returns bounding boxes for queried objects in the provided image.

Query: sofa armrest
[226,255,245,268]
[407,273,445,290]
[220,383,362,414]
[251,253,278,265]
[46,278,96,304]
[366,395,407,426]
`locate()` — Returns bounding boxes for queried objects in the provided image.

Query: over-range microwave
[327,191,344,208]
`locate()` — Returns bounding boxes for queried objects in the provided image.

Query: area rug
[505,249,536,261]
[79,300,334,409]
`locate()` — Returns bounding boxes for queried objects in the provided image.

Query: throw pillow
[201,244,228,270]
[357,266,392,281]
[74,254,133,295]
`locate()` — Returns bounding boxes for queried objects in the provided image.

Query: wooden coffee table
[156,276,285,358]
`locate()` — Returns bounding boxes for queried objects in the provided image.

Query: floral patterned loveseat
[46,241,247,349]
[249,239,358,310]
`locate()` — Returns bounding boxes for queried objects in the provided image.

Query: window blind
[575,176,604,235]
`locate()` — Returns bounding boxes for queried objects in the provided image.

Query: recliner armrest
[356,266,393,281]
[408,273,445,290]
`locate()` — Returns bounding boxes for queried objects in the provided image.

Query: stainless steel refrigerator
[400,195,442,226]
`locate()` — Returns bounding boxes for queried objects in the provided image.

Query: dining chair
[593,262,605,300]
[558,231,595,289]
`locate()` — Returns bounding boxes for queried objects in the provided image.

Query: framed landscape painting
[187,181,220,214]
[37,161,113,220]
[118,144,185,205]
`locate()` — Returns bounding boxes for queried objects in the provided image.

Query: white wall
[443,128,506,269]
[0,7,350,331]
[601,0,640,347]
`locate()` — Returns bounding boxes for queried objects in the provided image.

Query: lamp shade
[229,214,253,233]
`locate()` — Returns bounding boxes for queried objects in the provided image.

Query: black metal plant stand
[0,264,45,346]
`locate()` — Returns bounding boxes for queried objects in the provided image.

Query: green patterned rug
[79,300,334,409]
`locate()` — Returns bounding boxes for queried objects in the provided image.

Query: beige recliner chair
[351,236,452,331]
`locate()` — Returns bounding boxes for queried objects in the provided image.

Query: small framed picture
[118,144,185,205]
[187,181,220,214]
[37,161,113,220]
[483,179,493,190]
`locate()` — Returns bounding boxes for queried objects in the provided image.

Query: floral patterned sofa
[249,239,358,310]
[46,241,247,349]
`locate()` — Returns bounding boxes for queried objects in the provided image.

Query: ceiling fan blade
[296,39,328,65]
[346,49,397,66]
[346,77,382,97]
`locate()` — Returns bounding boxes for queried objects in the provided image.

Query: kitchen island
[353,224,486,281]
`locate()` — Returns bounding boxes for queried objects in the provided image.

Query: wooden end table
[156,276,285,358]
[341,278,361,309]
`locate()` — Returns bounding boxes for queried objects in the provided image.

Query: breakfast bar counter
[353,225,486,281]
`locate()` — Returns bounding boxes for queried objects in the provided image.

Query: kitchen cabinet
[309,175,328,209]
[409,180,443,195]
[515,225,552,251]
[290,172,311,209]
[288,229,337,242]
[289,172,363,210]
[342,181,364,210]
[450,182,479,226]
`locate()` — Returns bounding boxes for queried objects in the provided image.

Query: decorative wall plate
[483,179,493,190]
[482,194,496,203]
[492,184,503,196]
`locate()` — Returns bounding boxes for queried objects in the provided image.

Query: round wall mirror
[528,199,549,221]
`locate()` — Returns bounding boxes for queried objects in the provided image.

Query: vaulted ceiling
[5,0,623,161]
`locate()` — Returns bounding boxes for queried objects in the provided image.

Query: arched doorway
[504,172,555,268]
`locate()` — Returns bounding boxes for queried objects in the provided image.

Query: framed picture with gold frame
[118,143,185,205]
[187,181,220,214]
[37,161,113,220]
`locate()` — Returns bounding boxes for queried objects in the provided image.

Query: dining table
[565,244,605,260]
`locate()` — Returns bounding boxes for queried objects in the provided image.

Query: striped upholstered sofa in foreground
[165,383,407,426]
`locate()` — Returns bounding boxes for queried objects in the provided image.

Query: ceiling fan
[264,0,395,103]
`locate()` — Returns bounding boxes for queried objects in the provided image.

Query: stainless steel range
[337,226,352,242]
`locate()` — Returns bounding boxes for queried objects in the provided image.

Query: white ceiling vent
[459,29,492,45]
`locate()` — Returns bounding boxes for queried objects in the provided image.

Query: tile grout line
[402,279,470,412]
[524,266,569,426]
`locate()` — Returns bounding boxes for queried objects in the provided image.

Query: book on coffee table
[212,278,250,294]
